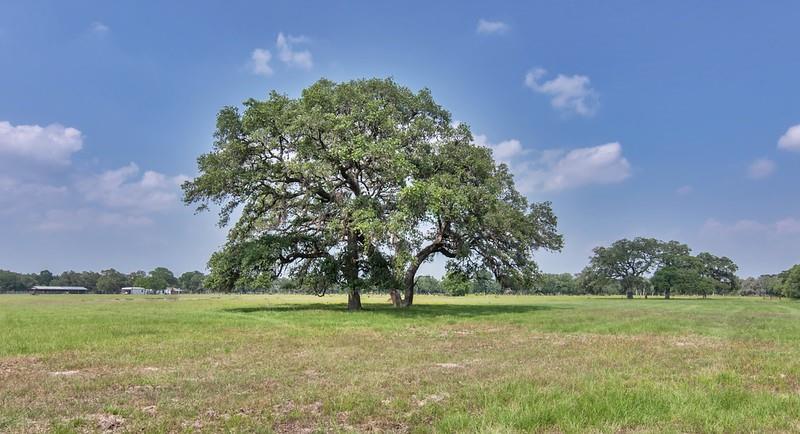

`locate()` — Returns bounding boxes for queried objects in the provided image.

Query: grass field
[2,294,800,433]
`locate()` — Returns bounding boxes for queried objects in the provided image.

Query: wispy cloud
[476,19,509,34]
[77,163,188,213]
[703,217,800,236]
[747,158,776,179]
[524,68,599,117]
[34,208,153,232]
[90,21,110,35]
[276,32,313,69]
[249,32,313,76]
[250,48,273,76]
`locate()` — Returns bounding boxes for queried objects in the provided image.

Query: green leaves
[184,77,563,301]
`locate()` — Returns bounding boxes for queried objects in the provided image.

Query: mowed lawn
[2,295,800,433]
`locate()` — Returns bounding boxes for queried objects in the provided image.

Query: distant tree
[50,271,100,291]
[586,238,675,299]
[472,269,502,294]
[96,269,131,293]
[536,273,578,295]
[415,275,443,294]
[575,267,620,295]
[442,270,471,296]
[270,277,298,294]
[36,270,54,285]
[183,78,563,310]
[150,267,178,287]
[696,253,739,295]
[52,270,81,287]
[178,271,206,292]
[0,270,35,292]
[131,268,175,291]
[132,275,151,290]
[80,271,101,292]
[759,275,783,298]
[129,270,146,280]
[740,276,758,296]
[651,264,713,299]
[781,265,800,298]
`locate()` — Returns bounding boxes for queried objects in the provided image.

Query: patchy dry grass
[2,294,800,432]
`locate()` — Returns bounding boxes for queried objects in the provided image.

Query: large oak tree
[586,238,686,299]
[183,78,563,309]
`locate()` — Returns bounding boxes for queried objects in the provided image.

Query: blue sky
[1,1,799,277]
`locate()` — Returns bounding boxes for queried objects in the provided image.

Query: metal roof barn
[31,286,89,295]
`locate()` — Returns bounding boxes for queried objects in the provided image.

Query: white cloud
[476,135,631,193]
[77,163,188,213]
[250,33,313,75]
[702,218,767,235]
[476,19,509,34]
[250,48,273,76]
[676,185,693,196]
[474,134,525,162]
[747,158,776,179]
[524,68,599,117]
[703,217,800,236]
[530,143,631,191]
[3,162,186,232]
[0,121,83,164]
[776,218,800,234]
[90,21,109,35]
[276,32,313,69]
[34,209,153,232]
[0,176,67,216]
[778,124,800,152]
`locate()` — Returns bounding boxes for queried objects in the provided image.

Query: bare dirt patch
[49,370,80,376]
[434,362,463,369]
[96,414,125,431]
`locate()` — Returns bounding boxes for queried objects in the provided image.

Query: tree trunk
[389,289,404,307]
[348,289,362,311]
[390,256,424,308]
[343,229,362,311]
[391,237,447,308]
[664,288,670,300]
[626,290,634,299]
[401,267,417,308]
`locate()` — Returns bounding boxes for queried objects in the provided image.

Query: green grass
[2,294,800,433]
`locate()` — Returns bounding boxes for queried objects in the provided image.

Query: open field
[2,295,800,433]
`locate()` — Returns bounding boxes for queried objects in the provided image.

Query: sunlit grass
[2,294,799,432]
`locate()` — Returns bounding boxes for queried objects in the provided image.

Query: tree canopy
[586,237,670,299]
[781,265,800,298]
[183,78,563,309]
[584,237,740,299]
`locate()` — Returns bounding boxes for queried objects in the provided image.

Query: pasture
[2,294,800,433]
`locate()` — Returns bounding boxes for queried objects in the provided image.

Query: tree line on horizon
[0,268,206,294]
[3,243,797,299]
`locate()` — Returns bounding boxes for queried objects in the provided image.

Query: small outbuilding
[31,286,88,295]
[121,287,149,295]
